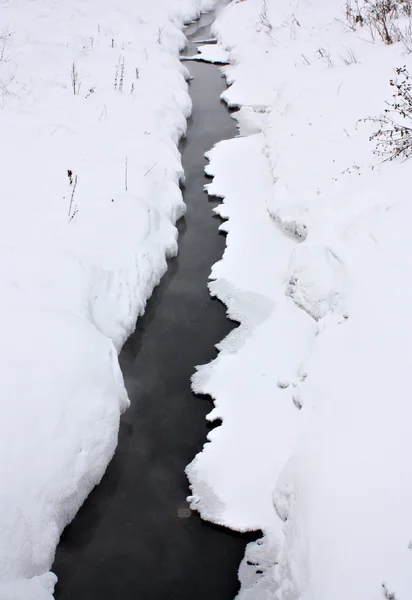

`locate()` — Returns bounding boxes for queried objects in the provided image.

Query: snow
[0,0,215,597]
[186,133,314,534]
[186,1,412,599]
[182,44,230,63]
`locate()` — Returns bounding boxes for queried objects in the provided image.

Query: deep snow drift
[187,1,412,599]
[0,0,214,597]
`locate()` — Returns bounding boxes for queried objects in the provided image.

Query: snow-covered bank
[0,0,215,597]
[187,1,412,599]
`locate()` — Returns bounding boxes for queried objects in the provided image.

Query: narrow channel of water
[53,7,255,599]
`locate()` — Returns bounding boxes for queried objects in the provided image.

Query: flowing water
[53,6,255,599]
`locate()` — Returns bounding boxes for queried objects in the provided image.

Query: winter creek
[52,5,256,599]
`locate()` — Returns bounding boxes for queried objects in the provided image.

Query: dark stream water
[53,6,256,599]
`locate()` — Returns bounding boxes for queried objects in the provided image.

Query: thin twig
[144,163,156,176]
[68,174,78,217]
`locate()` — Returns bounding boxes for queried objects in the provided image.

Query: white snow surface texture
[0,0,214,597]
[187,1,412,599]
